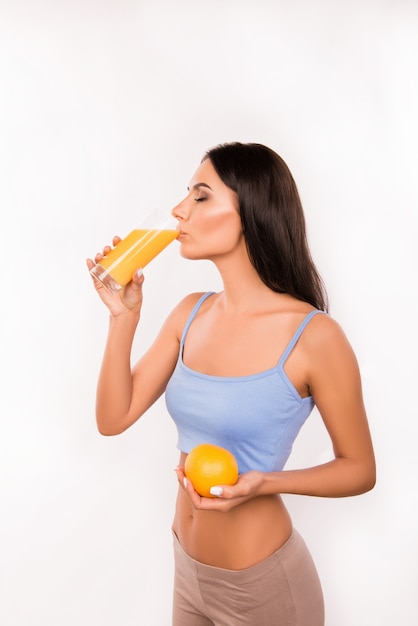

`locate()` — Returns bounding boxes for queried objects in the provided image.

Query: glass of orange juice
[90,210,179,294]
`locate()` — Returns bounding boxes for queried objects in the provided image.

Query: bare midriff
[172,451,293,570]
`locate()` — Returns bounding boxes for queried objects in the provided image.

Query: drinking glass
[90,209,178,294]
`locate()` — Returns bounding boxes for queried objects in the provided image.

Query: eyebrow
[187,182,213,191]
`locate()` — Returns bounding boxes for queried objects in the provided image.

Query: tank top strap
[180,292,215,347]
[278,309,326,367]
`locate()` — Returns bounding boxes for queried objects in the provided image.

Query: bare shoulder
[134,292,212,367]
[166,291,215,339]
[304,312,355,353]
[172,291,213,318]
[302,312,361,388]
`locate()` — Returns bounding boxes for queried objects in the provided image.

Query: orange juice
[90,227,178,293]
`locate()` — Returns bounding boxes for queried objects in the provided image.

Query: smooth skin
[87,158,376,570]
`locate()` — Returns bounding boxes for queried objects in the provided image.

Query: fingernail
[183,477,188,489]
[210,486,223,497]
[136,268,143,278]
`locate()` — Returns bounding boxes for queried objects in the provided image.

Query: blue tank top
[165,292,325,474]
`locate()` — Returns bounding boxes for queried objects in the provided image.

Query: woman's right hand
[86,236,145,318]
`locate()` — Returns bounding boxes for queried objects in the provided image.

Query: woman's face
[172,158,244,261]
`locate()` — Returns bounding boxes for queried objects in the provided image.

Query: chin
[180,252,205,261]
[179,244,206,261]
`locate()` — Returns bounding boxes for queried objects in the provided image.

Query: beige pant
[172,529,324,626]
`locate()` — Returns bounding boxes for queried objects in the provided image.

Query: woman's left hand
[174,466,265,511]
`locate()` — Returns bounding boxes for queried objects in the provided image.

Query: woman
[87,142,376,626]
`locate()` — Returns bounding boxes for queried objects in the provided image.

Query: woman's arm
[87,252,203,436]
[94,305,181,435]
[260,315,376,498]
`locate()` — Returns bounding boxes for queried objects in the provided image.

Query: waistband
[172,528,301,582]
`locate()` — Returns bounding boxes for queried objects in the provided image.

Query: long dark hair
[204,142,328,312]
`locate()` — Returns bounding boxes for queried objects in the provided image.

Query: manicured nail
[210,486,223,497]
[136,268,143,278]
[183,477,188,489]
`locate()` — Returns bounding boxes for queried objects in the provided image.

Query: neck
[211,247,276,314]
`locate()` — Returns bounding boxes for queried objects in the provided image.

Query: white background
[1,1,417,624]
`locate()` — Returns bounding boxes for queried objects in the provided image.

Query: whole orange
[184,443,239,498]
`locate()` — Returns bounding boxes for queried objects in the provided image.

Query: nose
[171,198,189,221]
